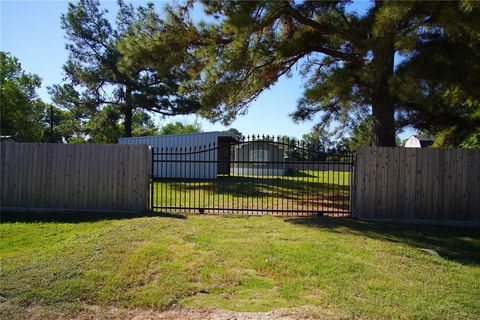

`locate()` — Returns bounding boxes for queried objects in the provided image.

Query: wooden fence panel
[0,143,150,213]
[354,147,480,224]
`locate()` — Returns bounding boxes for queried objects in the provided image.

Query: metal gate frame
[150,136,354,216]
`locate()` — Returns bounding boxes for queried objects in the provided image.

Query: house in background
[119,131,238,179]
[232,141,286,176]
[0,136,17,143]
[404,135,435,148]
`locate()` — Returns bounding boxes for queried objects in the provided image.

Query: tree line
[0,51,201,143]
[1,0,479,148]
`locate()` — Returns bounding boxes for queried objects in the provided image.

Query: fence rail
[354,147,480,224]
[1,143,150,212]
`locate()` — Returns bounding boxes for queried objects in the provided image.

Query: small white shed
[404,135,434,148]
[118,131,237,179]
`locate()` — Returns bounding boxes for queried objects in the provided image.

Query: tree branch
[283,2,334,34]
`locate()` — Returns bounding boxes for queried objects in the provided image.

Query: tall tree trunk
[371,37,396,147]
[124,86,133,137]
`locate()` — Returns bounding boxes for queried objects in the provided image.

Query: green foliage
[158,121,201,135]
[42,105,82,143]
[344,117,373,151]
[84,105,123,143]
[394,7,480,147]
[459,129,480,148]
[122,1,480,147]
[300,128,334,152]
[84,105,158,143]
[0,51,46,142]
[337,116,405,151]
[131,111,159,137]
[225,128,243,140]
[0,52,79,144]
[51,0,201,138]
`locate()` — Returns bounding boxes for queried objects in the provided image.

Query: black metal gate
[150,136,353,216]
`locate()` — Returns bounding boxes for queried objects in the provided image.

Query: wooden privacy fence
[354,147,480,224]
[1,143,150,213]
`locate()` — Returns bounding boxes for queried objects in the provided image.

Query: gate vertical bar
[349,152,355,217]
[150,146,154,211]
[188,147,191,208]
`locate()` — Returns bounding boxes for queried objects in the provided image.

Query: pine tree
[51,0,201,138]
[122,0,480,146]
[394,4,480,146]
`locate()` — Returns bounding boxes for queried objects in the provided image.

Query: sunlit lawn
[152,170,351,213]
[1,213,479,319]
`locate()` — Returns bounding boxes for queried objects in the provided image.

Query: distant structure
[232,140,286,176]
[118,131,238,179]
[0,136,17,143]
[404,135,435,148]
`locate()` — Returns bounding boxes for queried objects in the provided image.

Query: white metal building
[118,131,237,179]
[232,141,286,176]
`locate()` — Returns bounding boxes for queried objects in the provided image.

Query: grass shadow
[284,217,480,266]
[284,171,317,178]
[153,177,351,211]
[0,211,186,224]
[156,175,349,200]
[153,173,352,211]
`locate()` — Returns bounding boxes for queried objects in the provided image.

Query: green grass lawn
[1,213,479,319]
[153,170,351,214]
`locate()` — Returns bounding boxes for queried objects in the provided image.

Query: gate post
[349,152,356,218]
[150,146,154,212]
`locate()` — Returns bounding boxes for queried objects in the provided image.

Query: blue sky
[1,0,413,140]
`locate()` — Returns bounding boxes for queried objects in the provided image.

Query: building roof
[413,135,434,147]
[0,135,17,143]
[235,140,286,150]
[413,135,434,142]
[404,135,435,148]
[119,131,239,141]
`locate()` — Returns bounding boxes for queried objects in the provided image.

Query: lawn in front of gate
[1,214,479,319]
[152,170,351,214]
